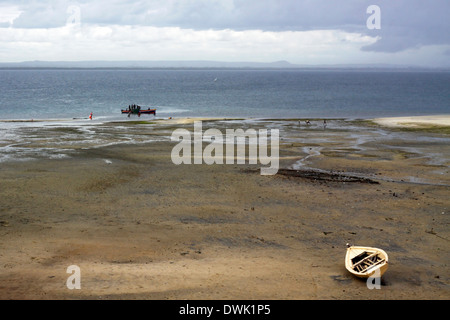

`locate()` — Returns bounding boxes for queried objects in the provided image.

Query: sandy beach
[373,115,450,129]
[0,117,449,300]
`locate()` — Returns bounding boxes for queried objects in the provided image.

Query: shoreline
[2,113,450,125]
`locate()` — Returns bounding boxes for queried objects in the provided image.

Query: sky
[0,0,449,67]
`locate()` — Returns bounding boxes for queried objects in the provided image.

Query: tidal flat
[0,118,449,299]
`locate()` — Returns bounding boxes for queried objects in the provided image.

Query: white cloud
[0,24,378,63]
[0,0,448,66]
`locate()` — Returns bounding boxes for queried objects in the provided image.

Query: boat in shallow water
[121,105,156,116]
[345,244,388,279]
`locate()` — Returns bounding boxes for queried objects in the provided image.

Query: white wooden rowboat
[345,244,388,279]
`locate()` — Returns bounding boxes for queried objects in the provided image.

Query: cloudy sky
[0,0,449,66]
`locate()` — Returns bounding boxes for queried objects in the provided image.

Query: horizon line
[0,60,449,70]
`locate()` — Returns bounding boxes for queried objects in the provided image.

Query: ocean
[0,69,449,120]
[0,69,449,165]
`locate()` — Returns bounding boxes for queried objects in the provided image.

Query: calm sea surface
[0,69,449,120]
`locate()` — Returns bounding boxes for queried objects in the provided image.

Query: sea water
[0,69,449,120]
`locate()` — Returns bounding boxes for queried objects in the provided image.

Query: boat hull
[121,109,156,115]
[345,246,388,279]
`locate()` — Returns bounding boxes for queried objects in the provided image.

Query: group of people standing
[127,104,141,113]
[126,104,142,117]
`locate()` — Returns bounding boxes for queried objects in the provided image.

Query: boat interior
[351,251,386,273]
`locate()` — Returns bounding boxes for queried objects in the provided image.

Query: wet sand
[0,119,449,300]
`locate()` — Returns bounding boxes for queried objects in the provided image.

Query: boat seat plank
[352,252,379,269]
[363,259,386,272]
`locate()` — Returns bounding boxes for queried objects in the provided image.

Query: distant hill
[0,60,296,69]
[0,60,447,71]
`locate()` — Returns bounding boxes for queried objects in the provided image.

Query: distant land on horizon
[0,60,448,71]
